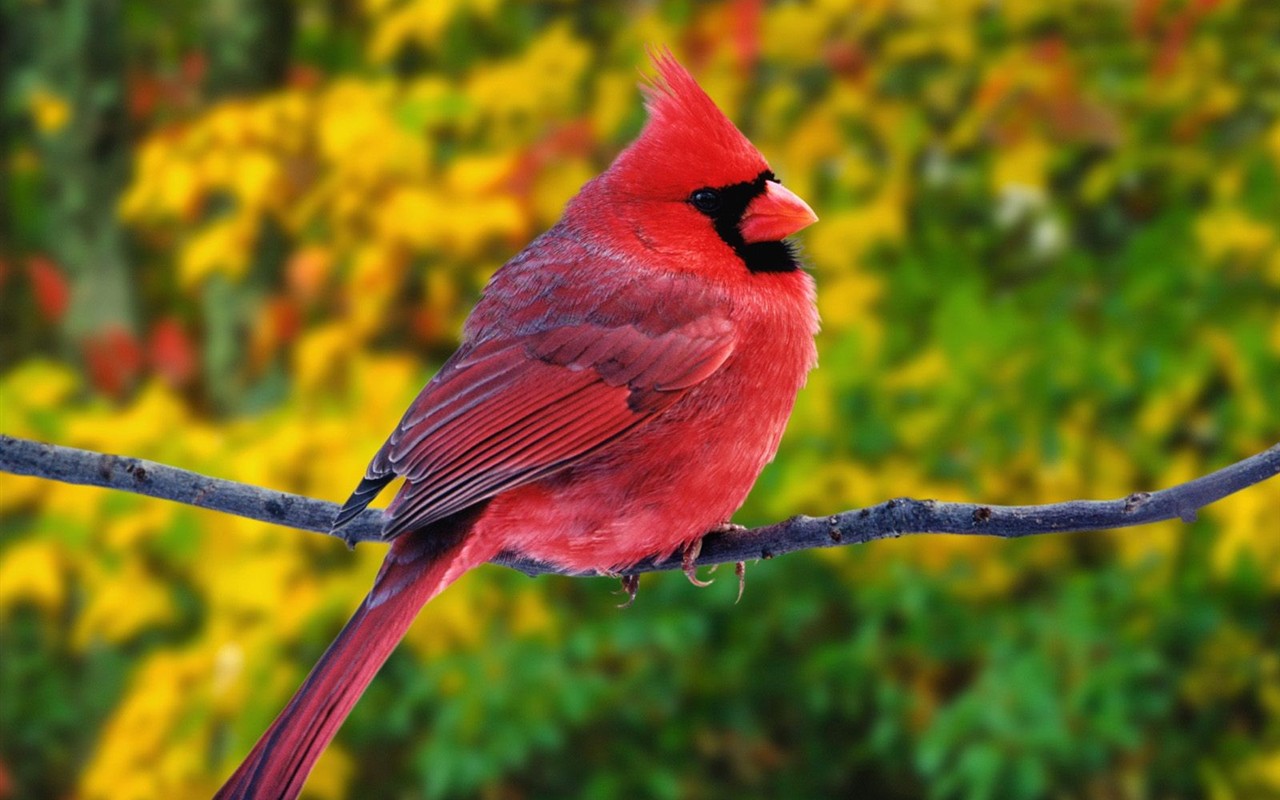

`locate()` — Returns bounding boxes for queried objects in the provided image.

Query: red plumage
[216,51,819,799]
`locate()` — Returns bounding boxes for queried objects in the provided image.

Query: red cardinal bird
[216,51,818,799]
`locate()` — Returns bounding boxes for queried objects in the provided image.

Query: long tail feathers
[215,527,495,799]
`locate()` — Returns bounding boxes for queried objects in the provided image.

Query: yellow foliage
[590,71,639,140]
[230,148,285,213]
[28,87,71,134]
[81,649,216,799]
[401,569,489,660]
[7,4,1278,797]
[0,358,79,429]
[307,745,356,800]
[293,323,357,392]
[532,157,595,226]
[1196,207,1276,266]
[760,4,832,62]
[1211,471,1280,587]
[464,23,591,135]
[74,561,176,647]
[0,540,68,616]
[992,139,1052,194]
[809,190,905,272]
[179,217,256,289]
[348,244,407,337]
[366,0,503,63]
[65,381,194,456]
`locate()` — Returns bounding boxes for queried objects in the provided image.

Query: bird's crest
[607,49,768,196]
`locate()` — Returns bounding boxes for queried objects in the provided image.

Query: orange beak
[738,181,818,244]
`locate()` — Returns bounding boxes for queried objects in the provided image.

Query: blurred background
[2,0,1279,797]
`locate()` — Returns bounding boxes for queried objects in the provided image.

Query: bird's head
[574,50,818,276]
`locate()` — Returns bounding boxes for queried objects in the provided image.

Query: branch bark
[2,434,1277,577]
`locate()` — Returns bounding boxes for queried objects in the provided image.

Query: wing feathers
[337,314,736,539]
[384,380,627,536]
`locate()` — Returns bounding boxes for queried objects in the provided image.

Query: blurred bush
[1,1,1278,798]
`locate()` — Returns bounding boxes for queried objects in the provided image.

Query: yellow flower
[348,245,406,337]
[1196,207,1276,266]
[28,87,71,133]
[307,746,356,800]
[808,190,905,272]
[0,358,79,416]
[80,649,214,799]
[1243,749,1280,792]
[532,157,593,227]
[1211,472,1280,587]
[293,323,357,391]
[760,4,830,63]
[591,71,639,140]
[74,561,176,647]
[178,217,256,289]
[883,347,951,392]
[377,185,442,248]
[230,149,284,212]
[65,380,193,456]
[445,152,517,195]
[366,0,502,63]
[0,540,68,616]
[401,568,488,660]
[992,139,1051,194]
[465,23,590,131]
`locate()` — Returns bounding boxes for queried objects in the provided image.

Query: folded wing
[332,315,736,539]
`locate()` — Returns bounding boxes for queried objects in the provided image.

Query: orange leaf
[286,247,332,303]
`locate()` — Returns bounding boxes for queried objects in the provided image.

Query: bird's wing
[333,315,736,539]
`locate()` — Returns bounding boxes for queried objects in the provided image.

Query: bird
[215,50,819,799]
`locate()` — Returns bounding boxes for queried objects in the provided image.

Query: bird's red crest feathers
[606,50,770,198]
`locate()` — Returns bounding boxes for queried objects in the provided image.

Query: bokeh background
[2,1,1279,797]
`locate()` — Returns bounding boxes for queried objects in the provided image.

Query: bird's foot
[681,539,714,587]
[705,523,748,600]
[615,574,640,608]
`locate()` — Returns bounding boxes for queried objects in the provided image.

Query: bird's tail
[215,523,496,800]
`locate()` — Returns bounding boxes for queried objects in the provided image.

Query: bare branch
[2,434,1277,578]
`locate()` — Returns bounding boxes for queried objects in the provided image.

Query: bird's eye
[689,188,721,213]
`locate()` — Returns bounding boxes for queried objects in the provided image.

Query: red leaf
[149,317,197,387]
[270,296,302,343]
[181,51,208,87]
[1132,0,1163,37]
[288,65,323,90]
[0,755,14,799]
[127,69,163,121]
[84,326,143,398]
[26,255,70,323]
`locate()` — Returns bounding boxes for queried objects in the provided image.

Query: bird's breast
[477,268,818,573]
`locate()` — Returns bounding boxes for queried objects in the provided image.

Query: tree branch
[2,434,1277,578]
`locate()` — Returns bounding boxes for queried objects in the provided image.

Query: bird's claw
[734,561,746,603]
[681,539,714,587]
[616,574,640,608]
